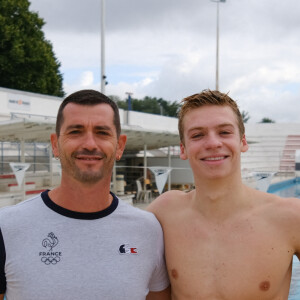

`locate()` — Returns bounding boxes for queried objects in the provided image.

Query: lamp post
[125,92,133,111]
[101,0,106,94]
[125,92,133,125]
[211,0,225,91]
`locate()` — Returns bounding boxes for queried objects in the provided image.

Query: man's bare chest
[164,215,293,300]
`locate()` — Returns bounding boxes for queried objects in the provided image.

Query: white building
[0,87,299,202]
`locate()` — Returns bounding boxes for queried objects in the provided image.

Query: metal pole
[125,92,133,111]
[33,142,36,173]
[168,146,171,191]
[216,1,219,91]
[125,92,133,125]
[21,140,25,202]
[211,0,225,90]
[101,0,106,94]
[143,144,147,191]
[1,142,3,174]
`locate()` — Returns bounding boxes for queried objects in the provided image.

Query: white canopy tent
[0,118,180,193]
[0,118,180,149]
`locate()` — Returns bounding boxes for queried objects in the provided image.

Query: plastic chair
[136,180,152,203]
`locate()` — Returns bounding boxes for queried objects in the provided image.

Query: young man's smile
[180,105,248,179]
[201,154,229,163]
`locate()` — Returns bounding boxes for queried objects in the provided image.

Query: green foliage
[259,117,275,123]
[111,95,180,117]
[0,0,64,96]
[241,110,250,123]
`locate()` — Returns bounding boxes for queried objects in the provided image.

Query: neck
[192,174,250,220]
[49,176,112,213]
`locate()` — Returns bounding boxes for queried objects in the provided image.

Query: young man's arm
[0,294,4,300]
[146,286,171,300]
[287,197,300,259]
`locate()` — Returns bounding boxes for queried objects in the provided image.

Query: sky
[29,0,300,123]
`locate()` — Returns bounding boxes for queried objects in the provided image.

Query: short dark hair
[56,89,121,137]
[178,90,245,143]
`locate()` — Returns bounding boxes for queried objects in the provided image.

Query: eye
[68,130,80,135]
[191,133,204,139]
[220,131,231,135]
[96,130,110,136]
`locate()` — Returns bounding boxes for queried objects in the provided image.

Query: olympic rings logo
[41,255,61,265]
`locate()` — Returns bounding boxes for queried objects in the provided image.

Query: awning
[0,119,180,151]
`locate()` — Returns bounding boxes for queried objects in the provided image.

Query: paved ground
[133,202,149,210]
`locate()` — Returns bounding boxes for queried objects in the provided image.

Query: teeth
[205,157,225,161]
[78,157,100,160]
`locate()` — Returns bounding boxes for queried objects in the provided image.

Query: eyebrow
[217,123,235,129]
[187,123,235,133]
[65,124,113,132]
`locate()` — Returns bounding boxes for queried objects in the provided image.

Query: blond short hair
[178,90,245,143]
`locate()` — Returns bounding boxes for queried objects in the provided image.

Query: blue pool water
[269,178,300,299]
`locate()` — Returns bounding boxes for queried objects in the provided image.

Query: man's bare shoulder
[272,194,300,224]
[257,190,300,215]
[252,189,300,235]
[148,190,194,218]
[260,192,300,255]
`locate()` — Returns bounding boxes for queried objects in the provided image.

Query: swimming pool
[268,178,300,199]
[268,178,300,299]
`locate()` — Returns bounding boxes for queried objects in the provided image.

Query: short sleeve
[148,225,170,292]
[0,228,7,294]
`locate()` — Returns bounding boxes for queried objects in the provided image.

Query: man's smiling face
[51,103,126,185]
[180,105,248,180]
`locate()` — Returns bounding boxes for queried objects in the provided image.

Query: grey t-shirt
[0,191,169,299]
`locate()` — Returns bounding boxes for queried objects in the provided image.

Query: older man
[0,90,170,300]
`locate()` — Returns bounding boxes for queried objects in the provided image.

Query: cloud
[80,71,94,86]
[29,0,300,123]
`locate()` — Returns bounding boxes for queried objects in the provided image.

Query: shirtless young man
[148,90,300,300]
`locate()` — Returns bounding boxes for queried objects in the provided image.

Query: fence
[1,135,300,195]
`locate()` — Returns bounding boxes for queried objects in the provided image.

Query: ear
[50,133,59,158]
[180,142,188,160]
[116,134,127,160]
[241,134,249,153]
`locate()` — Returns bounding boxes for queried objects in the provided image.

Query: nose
[204,133,222,149]
[82,132,98,150]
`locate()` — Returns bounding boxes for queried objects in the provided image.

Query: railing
[0,142,51,174]
[1,134,299,198]
[10,112,56,122]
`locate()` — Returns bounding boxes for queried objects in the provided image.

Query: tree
[260,117,275,123]
[241,110,250,123]
[112,95,180,117]
[0,0,64,96]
